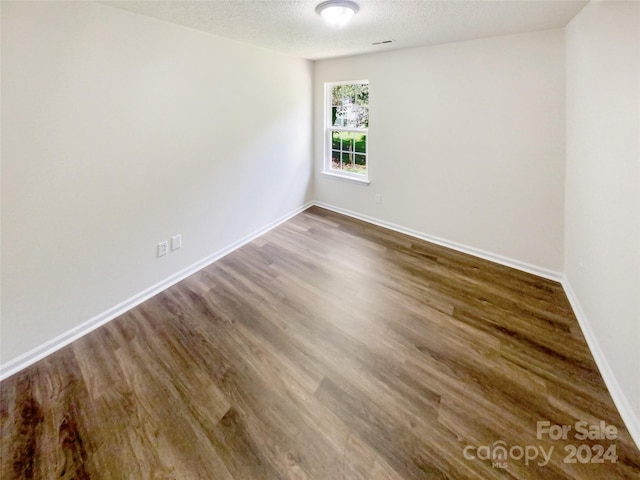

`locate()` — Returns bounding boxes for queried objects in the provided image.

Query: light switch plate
[171,234,182,251]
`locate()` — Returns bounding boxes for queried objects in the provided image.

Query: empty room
[1,0,639,478]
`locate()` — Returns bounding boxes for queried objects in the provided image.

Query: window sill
[321,171,370,185]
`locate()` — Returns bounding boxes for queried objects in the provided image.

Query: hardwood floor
[1,206,639,479]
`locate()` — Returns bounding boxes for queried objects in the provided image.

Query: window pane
[340,106,367,128]
[333,106,347,127]
[335,84,356,106]
[359,106,369,128]
[332,85,344,106]
[331,151,340,170]
[341,152,353,169]
[354,133,366,153]
[356,84,369,106]
[331,131,340,150]
[353,156,366,175]
[342,132,354,152]
[355,84,368,127]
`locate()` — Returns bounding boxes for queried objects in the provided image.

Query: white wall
[565,0,640,434]
[313,29,566,274]
[0,1,312,365]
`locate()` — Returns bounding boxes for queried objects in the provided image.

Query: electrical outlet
[171,234,182,251]
[375,194,382,204]
[158,241,168,257]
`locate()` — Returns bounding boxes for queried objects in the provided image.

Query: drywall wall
[565,0,640,434]
[1,1,312,365]
[313,29,566,274]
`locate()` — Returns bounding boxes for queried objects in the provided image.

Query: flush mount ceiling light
[316,0,359,27]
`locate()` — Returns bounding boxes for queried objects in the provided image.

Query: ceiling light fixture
[316,0,359,27]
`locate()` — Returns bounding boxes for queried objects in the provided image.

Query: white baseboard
[561,277,640,450]
[312,201,563,282]
[0,202,313,381]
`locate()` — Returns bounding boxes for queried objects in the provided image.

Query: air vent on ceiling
[371,39,395,46]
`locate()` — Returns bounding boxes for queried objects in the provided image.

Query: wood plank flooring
[1,206,639,479]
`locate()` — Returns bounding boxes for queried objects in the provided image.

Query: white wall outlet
[158,241,169,257]
[171,234,182,251]
[375,194,382,204]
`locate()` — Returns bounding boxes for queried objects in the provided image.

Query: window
[324,81,369,181]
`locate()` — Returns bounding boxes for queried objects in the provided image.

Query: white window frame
[323,80,370,184]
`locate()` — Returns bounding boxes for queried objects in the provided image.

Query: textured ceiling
[100,0,588,60]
